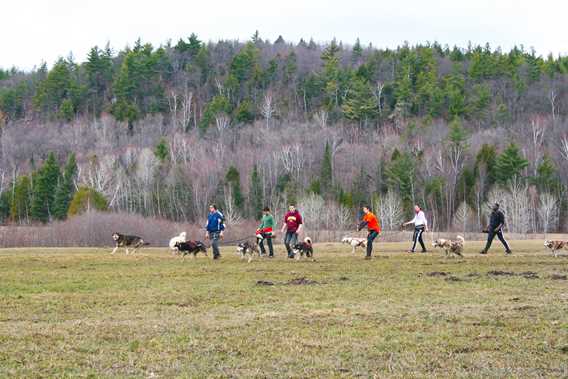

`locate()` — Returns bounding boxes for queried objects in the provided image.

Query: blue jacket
[206,211,225,233]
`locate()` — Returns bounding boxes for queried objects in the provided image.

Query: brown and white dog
[111,232,149,255]
[544,240,567,257]
[341,237,367,254]
[169,232,187,255]
[432,235,465,258]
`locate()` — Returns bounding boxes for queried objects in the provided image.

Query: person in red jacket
[281,204,303,258]
[357,205,381,259]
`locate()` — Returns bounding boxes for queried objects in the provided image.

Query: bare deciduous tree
[537,192,558,236]
[375,190,403,231]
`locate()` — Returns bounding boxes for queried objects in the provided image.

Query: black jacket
[489,210,505,230]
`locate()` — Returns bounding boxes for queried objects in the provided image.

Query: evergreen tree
[225,166,244,212]
[154,138,169,163]
[320,142,333,193]
[30,153,61,222]
[53,154,77,220]
[495,143,529,185]
[249,165,263,219]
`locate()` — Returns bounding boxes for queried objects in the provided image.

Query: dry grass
[1,240,567,378]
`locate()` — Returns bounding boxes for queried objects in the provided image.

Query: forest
[0,32,567,233]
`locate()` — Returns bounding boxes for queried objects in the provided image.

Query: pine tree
[320,142,333,193]
[225,166,244,212]
[53,153,77,220]
[154,138,169,163]
[249,165,263,220]
[30,153,61,222]
[68,187,108,216]
[495,143,529,185]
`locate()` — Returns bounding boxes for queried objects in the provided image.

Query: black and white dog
[111,232,149,255]
[292,237,314,261]
[174,240,208,258]
[236,241,261,263]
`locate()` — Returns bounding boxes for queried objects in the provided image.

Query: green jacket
[258,214,275,231]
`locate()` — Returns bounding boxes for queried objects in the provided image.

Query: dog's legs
[248,255,253,263]
[111,246,118,255]
[125,248,130,255]
[351,246,356,254]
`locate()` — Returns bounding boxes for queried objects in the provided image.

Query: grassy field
[1,240,567,378]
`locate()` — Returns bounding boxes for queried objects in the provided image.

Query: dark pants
[483,229,511,253]
[367,231,379,257]
[210,232,221,258]
[284,231,298,257]
[411,225,426,252]
[258,234,274,257]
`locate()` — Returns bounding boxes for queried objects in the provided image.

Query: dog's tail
[142,241,151,246]
[456,235,465,243]
[304,237,312,245]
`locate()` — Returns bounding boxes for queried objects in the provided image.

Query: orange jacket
[362,212,381,233]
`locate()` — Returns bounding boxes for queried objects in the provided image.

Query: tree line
[0,33,567,232]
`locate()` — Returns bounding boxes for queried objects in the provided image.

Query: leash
[205,234,258,247]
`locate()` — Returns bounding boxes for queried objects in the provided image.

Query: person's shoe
[479,250,487,255]
[421,250,428,253]
[268,255,274,258]
[505,250,512,255]
[406,250,415,254]
[288,254,295,259]
[364,256,372,260]
[213,255,220,260]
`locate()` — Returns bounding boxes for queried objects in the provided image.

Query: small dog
[174,240,208,258]
[341,236,367,254]
[169,232,187,255]
[432,236,465,258]
[544,240,567,257]
[236,241,261,263]
[292,237,314,261]
[111,232,149,255]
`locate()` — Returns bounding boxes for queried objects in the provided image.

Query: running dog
[544,240,568,257]
[432,235,464,258]
[292,237,314,261]
[236,241,261,263]
[341,236,367,254]
[169,232,187,255]
[174,240,208,258]
[111,232,149,255]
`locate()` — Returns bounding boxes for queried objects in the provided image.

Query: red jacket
[283,210,303,233]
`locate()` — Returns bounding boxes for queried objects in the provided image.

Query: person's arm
[494,212,504,232]
[296,213,303,234]
[357,220,368,231]
[403,214,416,226]
[281,214,287,233]
[423,212,428,232]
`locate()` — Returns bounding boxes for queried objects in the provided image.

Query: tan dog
[544,240,567,257]
[341,237,367,254]
[432,236,464,258]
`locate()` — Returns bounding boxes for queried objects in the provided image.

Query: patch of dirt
[445,276,463,282]
[510,297,521,302]
[560,346,568,354]
[513,305,536,311]
[426,271,449,277]
[487,270,539,279]
[453,347,475,354]
[550,274,567,280]
[256,280,275,286]
[338,276,349,281]
[466,272,481,278]
[286,277,318,285]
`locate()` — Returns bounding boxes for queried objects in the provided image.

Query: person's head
[288,204,296,212]
[414,205,421,213]
[362,206,371,214]
[492,202,500,212]
[209,204,217,213]
[263,206,271,214]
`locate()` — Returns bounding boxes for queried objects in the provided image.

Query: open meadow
[1,240,567,378]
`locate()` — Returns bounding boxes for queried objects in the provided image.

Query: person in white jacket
[402,205,428,253]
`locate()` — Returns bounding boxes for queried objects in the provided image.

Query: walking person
[402,205,428,253]
[205,204,225,260]
[357,205,381,259]
[480,203,512,255]
[256,206,275,258]
[281,204,303,258]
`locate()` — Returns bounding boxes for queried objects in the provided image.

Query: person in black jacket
[480,203,512,255]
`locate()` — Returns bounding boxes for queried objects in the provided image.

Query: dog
[292,237,314,261]
[111,232,149,255]
[544,240,567,257]
[169,232,187,255]
[236,241,261,263]
[341,236,367,254]
[432,236,464,258]
[174,240,208,258]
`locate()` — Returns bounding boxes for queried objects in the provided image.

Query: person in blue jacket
[205,204,225,259]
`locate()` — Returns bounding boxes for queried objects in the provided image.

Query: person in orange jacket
[357,205,381,259]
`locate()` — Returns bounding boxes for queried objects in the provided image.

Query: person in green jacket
[256,206,275,257]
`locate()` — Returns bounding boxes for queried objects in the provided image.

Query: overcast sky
[2,0,566,70]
